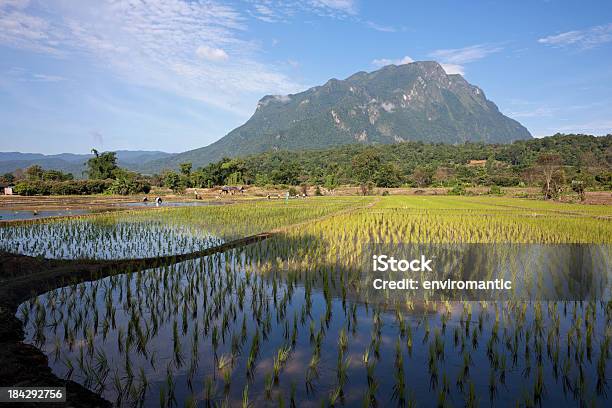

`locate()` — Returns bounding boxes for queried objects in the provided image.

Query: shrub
[108,178,151,195]
[359,182,374,196]
[14,180,113,196]
[488,185,503,195]
[447,184,467,196]
[13,180,51,196]
[571,180,585,201]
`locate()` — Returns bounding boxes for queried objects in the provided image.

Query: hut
[467,159,487,167]
[1,183,14,195]
[220,186,245,195]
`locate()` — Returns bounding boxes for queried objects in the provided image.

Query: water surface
[0,209,90,221]
[18,246,611,407]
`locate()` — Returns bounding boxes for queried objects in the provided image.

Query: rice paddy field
[3,195,612,407]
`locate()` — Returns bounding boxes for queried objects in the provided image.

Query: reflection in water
[0,220,221,260]
[0,209,90,221]
[18,244,611,407]
[360,243,611,302]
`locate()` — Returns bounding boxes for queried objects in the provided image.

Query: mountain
[0,151,174,176]
[149,61,531,171]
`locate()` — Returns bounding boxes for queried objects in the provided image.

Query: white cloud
[557,120,612,134]
[273,94,291,103]
[0,0,30,8]
[32,73,66,82]
[309,0,356,15]
[428,44,502,76]
[429,44,502,64]
[258,94,292,107]
[250,3,285,23]
[247,0,356,21]
[538,23,612,48]
[0,1,64,55]
[287,59,300,68]
[372,55,414,67]
[440,63,464,75]
[366,21,399,32]
[507,106,556,118]
[5,67,66,82]
[0,0,303,116]
[196,45,229,62]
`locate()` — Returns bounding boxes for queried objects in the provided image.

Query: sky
[1,0,611,154]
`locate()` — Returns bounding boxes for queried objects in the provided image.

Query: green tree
[163,170,183,193]
[178,162,193,188]
[86,149,118,179]
[374,163,404,188]
[270,162,300,185]
[254,173,270,187]
[225,171,243,185]
[0,173,15,184]
[179,162,192,177]
[324,173,338,191]
[352,149,381,194]
[42,169,73,181]
[25,165,44,180]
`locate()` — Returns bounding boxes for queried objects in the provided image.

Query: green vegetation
[11,149,151,196]
[4,135,611,198]
[8,195,610,406]
[85,149,118,180]
[12,179,112,196]
[1,197,368,259]
[161,134,611,196]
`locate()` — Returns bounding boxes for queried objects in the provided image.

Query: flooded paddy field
[2,196,611,407]
[0,208,91,221]
[118,201,227,208]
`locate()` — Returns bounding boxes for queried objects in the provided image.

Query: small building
[220,186,245,195]
[467,159,487,167]
[1,183,13,195]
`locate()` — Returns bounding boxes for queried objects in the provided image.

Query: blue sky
[1,0,611,154]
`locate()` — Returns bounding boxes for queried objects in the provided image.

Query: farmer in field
[155,196,162,206]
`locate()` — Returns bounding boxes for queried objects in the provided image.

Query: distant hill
[146,61,531,172]
[0,151,175,176]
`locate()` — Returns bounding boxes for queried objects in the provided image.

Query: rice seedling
[7,196,611,406]
[273,345,291,383]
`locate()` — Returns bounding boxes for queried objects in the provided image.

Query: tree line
[3,149,151,196]
[2,134,610,198]
[157,134,610,199]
